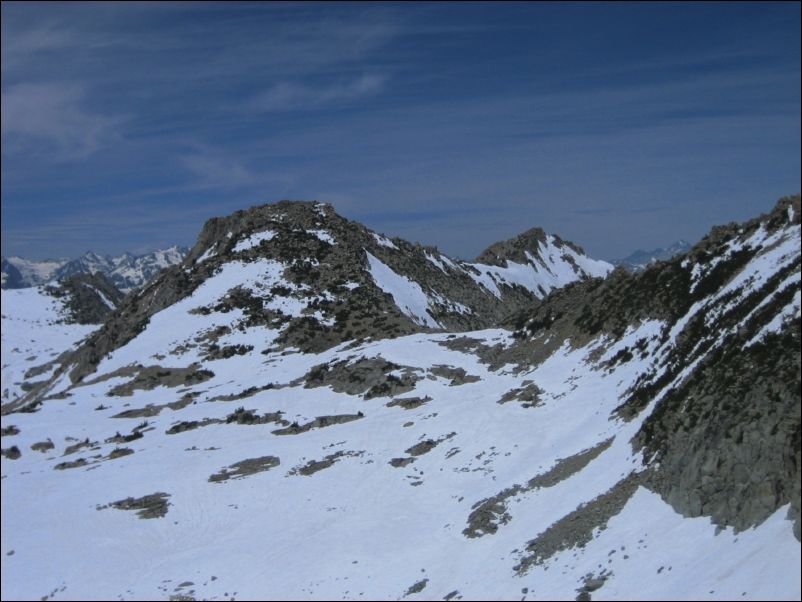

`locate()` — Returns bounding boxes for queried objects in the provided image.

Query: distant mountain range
[1,246,188,292]
[612,240,692,271]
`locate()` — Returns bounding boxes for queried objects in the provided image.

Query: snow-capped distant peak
[1,247,189,291]
[613,240,692,272]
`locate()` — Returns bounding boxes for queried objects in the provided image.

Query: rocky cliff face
[511,194,801,537]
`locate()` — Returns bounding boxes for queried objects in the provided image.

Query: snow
[372,233,399,250]
[746,288,801,346]
[232,230,277,253]
[365,252,440,328]
[529,489,800,601]
[425,253,451,273]
[465,237,612,298]
[1,288,97,403]
[196,246,216,263]
[2,315,798,601]
[83,284,117,310]
[308,229,335,245]
[0,215,798,602]
[4,256,67,285]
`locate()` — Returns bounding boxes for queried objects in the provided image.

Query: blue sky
[2,2,800,261]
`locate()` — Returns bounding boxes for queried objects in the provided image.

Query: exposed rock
[464,438,614,538]
[108,492,171,518]
[428,365,481,386]
[54,457,88,470]
[497,382,543,407]
[44,272,124,324]
[225,407,288,426]
[301,357,421,399]
[105,364,214,397]
[166,419,222,435]
[515,472,643,573]
[405,432,456,457]
[0,425,19,437]
[271,413,364,436]
[31,439,54,453]
[208,456,281,482]
[403,578,428,597]
[107,447,135,460]
[386,396,432,410]
[1,445,21,460]
[507,195,801,539]
[289,450,363,476]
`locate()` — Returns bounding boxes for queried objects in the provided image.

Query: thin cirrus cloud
[1,81,122,160]
[179,147,298,193]
[1,2,799,261]
[247,74,388,112]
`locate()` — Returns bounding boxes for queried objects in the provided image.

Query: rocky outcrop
[45,272,124,324]
[509,194,801,538]
[14,200,606,407]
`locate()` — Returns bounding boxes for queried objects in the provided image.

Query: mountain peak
[18,200,611,389]
[2,195,798,601]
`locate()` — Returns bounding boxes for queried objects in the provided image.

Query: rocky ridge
[12,200,610,404]
[508,194,801,537]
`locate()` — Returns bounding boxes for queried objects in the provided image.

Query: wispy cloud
[248,74,387,112]
[1,3,798,261]
[179,148,258,190]
[1,82,122,160]
[0,23,75,73]
[178,146,298,193]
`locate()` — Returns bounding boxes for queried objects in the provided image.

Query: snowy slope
[1,328,798,600]
[1,288,98,405]
[1,197,799,601]
[464,234,611,298]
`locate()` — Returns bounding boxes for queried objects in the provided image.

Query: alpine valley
[1,195,799,601]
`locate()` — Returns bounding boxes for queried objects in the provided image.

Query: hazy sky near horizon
[2,2,800,261]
